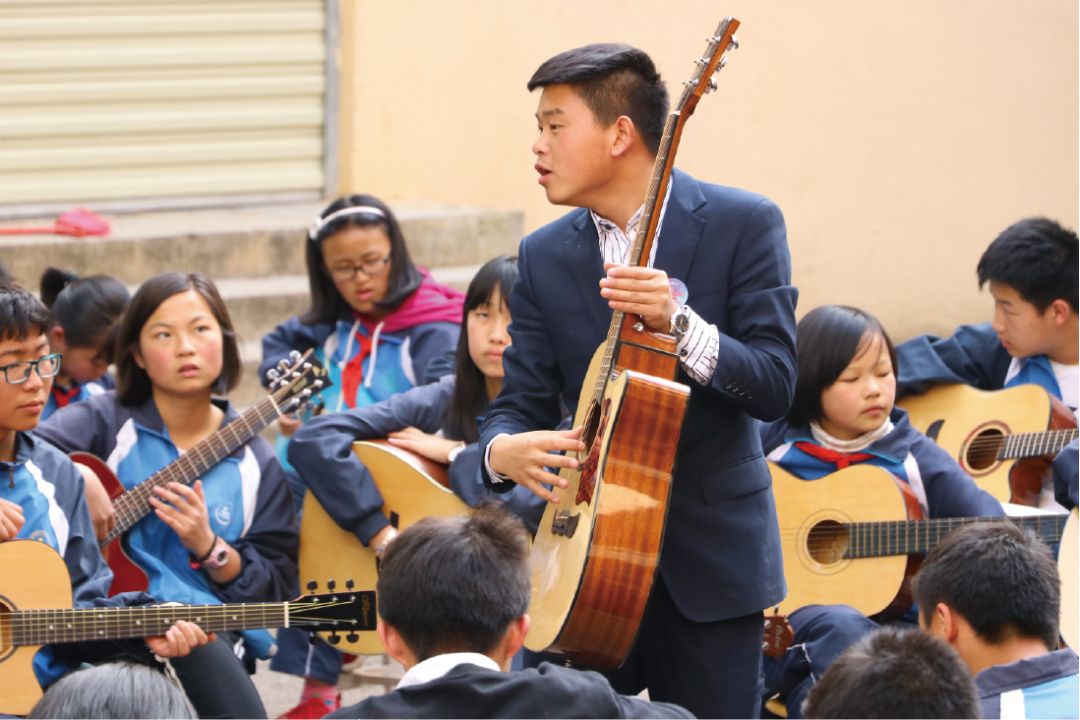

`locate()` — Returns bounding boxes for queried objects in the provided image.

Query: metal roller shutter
[0,0,328,210]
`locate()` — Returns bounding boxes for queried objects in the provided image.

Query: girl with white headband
[260,193,463,718]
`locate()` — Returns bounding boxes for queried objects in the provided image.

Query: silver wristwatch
[669,305,691,339]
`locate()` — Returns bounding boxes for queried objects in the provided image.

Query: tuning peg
[328,633,341,646]
[346,633,359,643]
[345,579,355,590]
[704,78,717,94]
[717,56,729,72]
[327,579,336,591]
[267,368,280,381]
[306,580,319,592]
[730,35,739,50]
[309,634,318,645]
[289,350,302,362]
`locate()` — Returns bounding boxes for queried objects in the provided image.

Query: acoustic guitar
[298,440,469,654]
[524,18,741,670]
[898,383,1077,505]
[73,350,330,595]
[770,462,1069,619]
[0,539,374,715]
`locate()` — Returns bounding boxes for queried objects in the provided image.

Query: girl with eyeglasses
[37,272,298,719]
[261,194,463,718]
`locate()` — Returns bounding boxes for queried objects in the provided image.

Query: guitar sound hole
[581,402,601,448]
[807,520,849,565]
[966,429,1004,470]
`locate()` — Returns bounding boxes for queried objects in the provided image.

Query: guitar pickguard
[576,398,612,506]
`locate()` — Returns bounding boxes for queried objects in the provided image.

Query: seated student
[287,255,543,546]
[914,521,1079,719]
[39,267,130,422]
[36,272,298,719]
[30,661,196,719]
[897,217,1078,413]
[801,626,980,719]
[262,194,462,720]
[327,503,693,719]
[0,281,211,698]
[1054,439,1078,510]
[761,305,1002,718]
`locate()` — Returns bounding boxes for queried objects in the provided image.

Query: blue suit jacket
[480,170,798,621]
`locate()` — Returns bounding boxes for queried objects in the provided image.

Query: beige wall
[339,1,1078,341]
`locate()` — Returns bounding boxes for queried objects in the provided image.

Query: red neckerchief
[794,441,874,469]
[50,383,80,409]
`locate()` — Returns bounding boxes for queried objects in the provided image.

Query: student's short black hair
[302,194,423,325]
[377,503,530,661]
[802,627,979,719]
[528,43,669,155]
[0,281,51,344]
[977,217,1078,312]
[914,521,1060,650]
[786,305,897,426]
[443,255,518,443]
[114,272,241,406]
[40,267,130,359]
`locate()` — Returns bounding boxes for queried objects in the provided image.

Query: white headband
[308,205,387,241]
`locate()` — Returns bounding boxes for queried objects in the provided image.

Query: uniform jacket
[479,170,798,621]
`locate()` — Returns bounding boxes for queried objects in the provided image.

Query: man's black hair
[914,521,1060,650]
[977,217,1078,312]
[528,43,669,155]
[802,627,979,719]
[377,502,530,661]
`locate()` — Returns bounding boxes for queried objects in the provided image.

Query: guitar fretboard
[104,396,284,543]
[7,603,288,646]
[844,513,1067,559]
[1000,429,1078,460]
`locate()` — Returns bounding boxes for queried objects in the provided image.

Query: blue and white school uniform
[760,409,1003,718]
[41,373,113,422]
[4,431,153,687]
[976,648,1079,720]
[35,391,298,660]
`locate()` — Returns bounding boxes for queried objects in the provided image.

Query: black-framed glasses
[327,254,392,282]
[0,353,62,384]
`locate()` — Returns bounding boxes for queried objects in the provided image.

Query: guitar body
[899,384,1076,505]
[526,342,689,669]
[298,440,469,654]
[770,463,924,618]
[1061,507,1079,650]
[0,540,74,714]
[69,451,149,595]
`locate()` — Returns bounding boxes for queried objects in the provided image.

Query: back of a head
[39,267,130,351]
[977,217,1078,312]
[377,502,530,661]
[527,43,669,155]
[914,520,1060,650]
[29,661,195,719]
[803,627,979,719]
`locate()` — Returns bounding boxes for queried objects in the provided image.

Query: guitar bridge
[551,510,580,538]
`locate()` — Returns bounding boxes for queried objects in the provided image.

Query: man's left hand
[599,263,677,333]
[145,619,214,658]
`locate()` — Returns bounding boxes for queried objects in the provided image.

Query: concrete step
[1,202,521,288]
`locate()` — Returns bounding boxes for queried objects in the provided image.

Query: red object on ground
[0,207,110,237]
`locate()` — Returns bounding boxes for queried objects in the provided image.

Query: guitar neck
[1000,428,1079,460]
[10,602,288,646]
[845,513,1068,559]
[106,397,282,541]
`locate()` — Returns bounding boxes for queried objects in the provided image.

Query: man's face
[0,332,52,436]
[988,281,1061,359]
[532,84,616,208]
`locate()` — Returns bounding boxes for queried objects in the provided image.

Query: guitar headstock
[677,17,740,118]
[288,588,377,639]
[268,349,332,415]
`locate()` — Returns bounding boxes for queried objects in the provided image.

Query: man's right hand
[0,498,25,540]
[488,427,586,503]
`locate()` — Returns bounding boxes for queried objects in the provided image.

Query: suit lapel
[654,171,706,287]
[564,211,612,338]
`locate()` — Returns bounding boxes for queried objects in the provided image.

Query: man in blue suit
[478,42,798,717]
